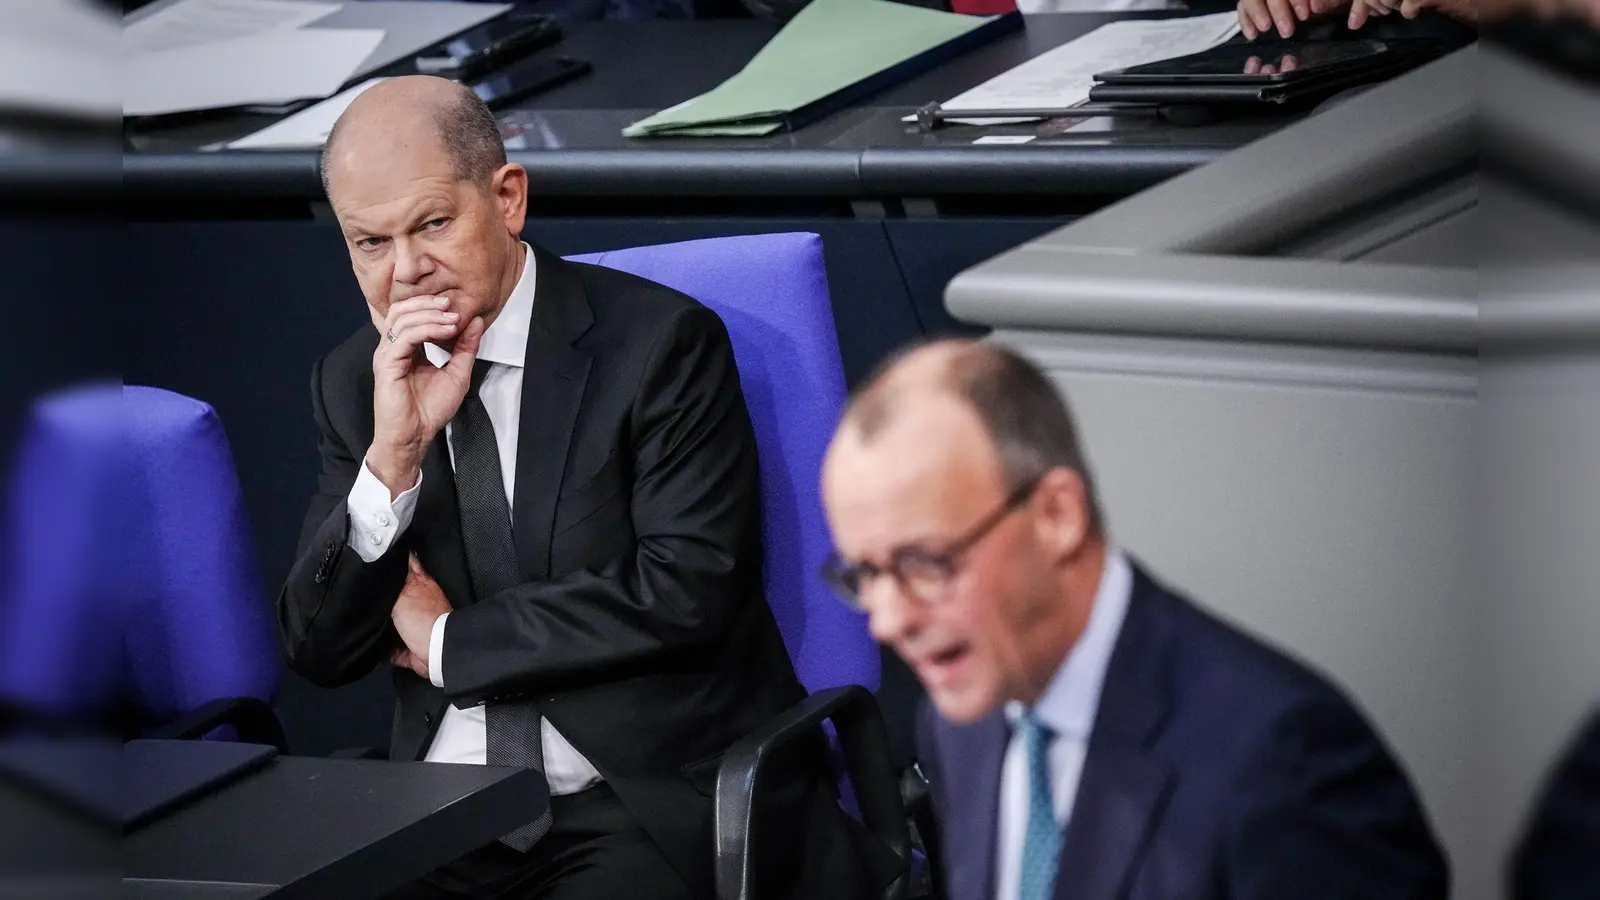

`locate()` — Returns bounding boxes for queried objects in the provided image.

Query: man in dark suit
[277,75,872,900]
[819,340,1448,900]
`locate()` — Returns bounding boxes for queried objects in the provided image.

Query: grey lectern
[945,47,1480,899]
[1478,42,1600,900]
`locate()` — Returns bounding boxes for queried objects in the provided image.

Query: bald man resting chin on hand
[276,76,884,900]
[819,340,1448,900]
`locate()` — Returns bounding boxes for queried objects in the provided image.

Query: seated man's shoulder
[573,262,725,336]
[313,325,380,386]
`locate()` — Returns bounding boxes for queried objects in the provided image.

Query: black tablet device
[468,55,592,111]
[1097,40,1405,86]
[416,12,564,82]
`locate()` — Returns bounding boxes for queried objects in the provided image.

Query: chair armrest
[714,684,910,900]
[146,697,288,754]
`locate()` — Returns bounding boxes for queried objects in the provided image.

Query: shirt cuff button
[370,532,383,545]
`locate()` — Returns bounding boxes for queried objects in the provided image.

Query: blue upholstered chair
[0,384,282,747]
[570,234,912,900]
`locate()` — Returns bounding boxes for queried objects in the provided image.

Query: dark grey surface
[0,738,118,899]
[123,740,277,830]
[120,14,1295,203]
[124,881,274,900]
[124,753,547,900]
[0,768,116,890]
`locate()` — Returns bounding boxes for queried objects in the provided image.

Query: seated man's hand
[390,553,452,680]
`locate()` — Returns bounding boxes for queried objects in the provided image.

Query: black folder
[1090,39,1443,107]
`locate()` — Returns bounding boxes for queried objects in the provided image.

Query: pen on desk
[914,101,1162,132]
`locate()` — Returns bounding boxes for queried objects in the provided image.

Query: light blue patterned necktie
[1017,714,1061,900]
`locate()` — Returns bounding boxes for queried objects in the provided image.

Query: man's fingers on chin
[382,325,456,361]
[453,316,487,354]
[384,295,446,323]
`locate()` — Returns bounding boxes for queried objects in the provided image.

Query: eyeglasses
[822,476,1042,612]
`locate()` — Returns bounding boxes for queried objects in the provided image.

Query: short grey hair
[847,340,1104,531]
[320,84,506,197]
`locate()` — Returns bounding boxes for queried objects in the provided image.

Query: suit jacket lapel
[938,711,1009,900]
[1053,563,1176,900]
[511,246,594,582]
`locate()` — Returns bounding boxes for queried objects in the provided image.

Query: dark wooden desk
[125,751,546,900]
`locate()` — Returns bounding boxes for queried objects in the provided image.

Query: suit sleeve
[275,354,409,688]
[1226,690,1450,900]
[440,304,762,705]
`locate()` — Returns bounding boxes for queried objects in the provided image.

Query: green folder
[623,0,1015,138]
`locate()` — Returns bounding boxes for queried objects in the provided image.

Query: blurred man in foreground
[820,340,1448,900]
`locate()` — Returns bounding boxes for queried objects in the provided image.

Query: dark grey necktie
[452,359,551,852]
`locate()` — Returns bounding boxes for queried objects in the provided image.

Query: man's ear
[492,162,529,235]
[1033,467,1093,562]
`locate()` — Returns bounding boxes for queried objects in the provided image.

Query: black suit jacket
[919,561,1448,900]
[278,246,872,899]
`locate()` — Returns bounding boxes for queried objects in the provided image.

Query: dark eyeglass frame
[822,475,1043,612]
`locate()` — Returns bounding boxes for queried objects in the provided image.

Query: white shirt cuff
[428,612,449,688]
[345,459,422,563]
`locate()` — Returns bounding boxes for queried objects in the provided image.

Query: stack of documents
[226,77,387,149]
[125,0,384,117]
[925,11,1243,124]
[624,0,1016,138]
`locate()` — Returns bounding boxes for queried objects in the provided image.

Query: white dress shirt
[346,243,602,794]
[995,548,1133,900]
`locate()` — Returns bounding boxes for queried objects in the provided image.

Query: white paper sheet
[125,27,384,116]
[227,77,386,149]
[920,12,1243,124]
[124,0,343,55]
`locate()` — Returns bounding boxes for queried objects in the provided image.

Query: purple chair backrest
[0,384,277,725]
[568,233,879,694]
